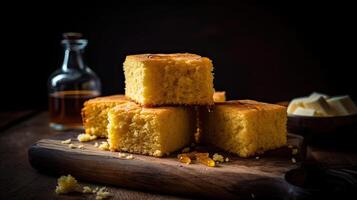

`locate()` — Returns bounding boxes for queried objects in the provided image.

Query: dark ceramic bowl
[287,113,357,148]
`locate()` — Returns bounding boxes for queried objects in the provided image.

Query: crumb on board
[67,144,84,149]
[225,157,229,162]
[118,152,134,160]
[255,156,260,160]
[77,133,97,142]
[98,142,109,151]
[153,150,162,157]
[61,139,72,144]
[212,153,224,163]
[288,144,293,149]
[94,142,99,147]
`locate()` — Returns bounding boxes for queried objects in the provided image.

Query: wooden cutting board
[28,132,307,199]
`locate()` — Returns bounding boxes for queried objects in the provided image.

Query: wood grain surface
[29,132,306,200]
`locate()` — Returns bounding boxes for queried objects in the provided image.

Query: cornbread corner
[123,53,214,106]
[81,95,130,137]
[107,101,196,157]
[213,91,226,102]
[201,100,287,158]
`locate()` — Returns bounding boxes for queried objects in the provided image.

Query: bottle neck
[62,49,85,71]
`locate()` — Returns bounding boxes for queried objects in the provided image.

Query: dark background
[1,1,355,111]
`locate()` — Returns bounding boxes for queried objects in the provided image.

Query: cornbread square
[213,91,226,102]
[201,100,287,157]
[124,53,214,106]
[108,102,196,157]
[81,95,130,137]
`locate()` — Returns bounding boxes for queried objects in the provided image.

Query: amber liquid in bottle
[48,33,101,130]
[49,90,99,129]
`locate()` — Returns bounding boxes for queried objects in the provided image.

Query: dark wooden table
[0,111,190,200]
[1,111,357,199]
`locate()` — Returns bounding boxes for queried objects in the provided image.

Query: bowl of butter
[287,92,357,147]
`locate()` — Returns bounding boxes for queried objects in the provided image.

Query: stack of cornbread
[82,53,287,158]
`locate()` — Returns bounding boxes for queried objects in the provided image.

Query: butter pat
[327,95,357,116]
[303,96,335,116]
[287,97,307,114]
[293,107,316,116]
[309,92,329,99]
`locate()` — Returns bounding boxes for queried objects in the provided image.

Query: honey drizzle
[178,151,215,167]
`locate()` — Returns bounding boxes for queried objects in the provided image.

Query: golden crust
[216,100,286,112]
[125,53,204,62]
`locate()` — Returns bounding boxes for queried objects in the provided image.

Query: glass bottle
[48,33,101,130]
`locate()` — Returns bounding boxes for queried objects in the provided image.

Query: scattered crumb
[291,157,297,163]
[153,150,162,157]
[57,178,113,199]
[77,134,97,142]
[288,144,293,149]
[93,187,99,193]
[292,148,298,155]
[181,147,190,153]
[96,187,112,200]
[251,193,255,198]
[82,186,92,193]
[94,142,99,147]
[118,153,126,159]
[255,156,260,160]
[225,157,230,162]
[118,153,135,160]
[61,139,72,144]
[98,142,109,151]
[68,144,84,149]
[212,153,224,163]
[55,175,80,194]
